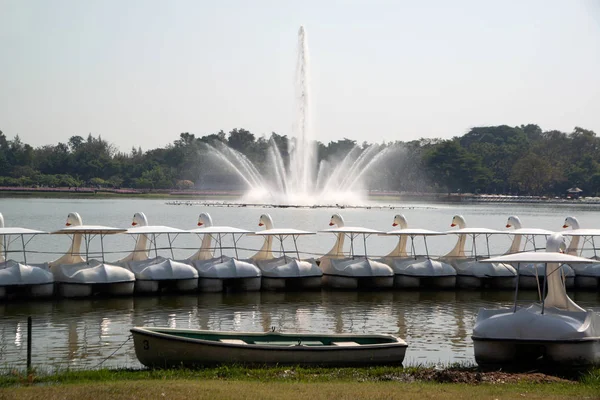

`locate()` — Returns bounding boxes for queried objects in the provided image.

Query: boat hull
[473,337,600,366]
[57,281,135,298]
[131,327,407,368]
[198,277,262,292]
[394,275,456,289]
[261,276,322,291]
[0,282,54,300]
[457,275,516,290]
[323,274,393,290]
[574,276,599,290]
[135,278,198,294]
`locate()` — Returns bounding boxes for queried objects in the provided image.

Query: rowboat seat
[219,339,247,345]
[332,341,360,346]
[253,341,324,346]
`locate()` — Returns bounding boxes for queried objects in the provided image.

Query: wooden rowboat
[131,327,407,368]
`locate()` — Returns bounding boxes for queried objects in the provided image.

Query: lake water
[1,197,600,370]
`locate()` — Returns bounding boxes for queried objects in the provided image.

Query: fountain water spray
[204,26,393,205]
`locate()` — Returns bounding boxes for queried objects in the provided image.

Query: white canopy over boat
[562,228,600,237]
[505,228,555,236]
[253,228,315,236]
[189,226,252,235]
[319,226,383,235]
[52,225,127,235]
[482,252,595,264]
[126,226,187,235]
[385,228,445,236]
[0,227,47,235]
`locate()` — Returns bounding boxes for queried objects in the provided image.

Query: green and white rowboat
[131,327,408,368]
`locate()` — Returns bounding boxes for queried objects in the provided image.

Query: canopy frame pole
[167,233,175,259]
[535,265,542,302]
[278,235,287,262]
[219,234,225,262]
[99,234,106,263]
[293,235,300,260]
[21,234,27,264]
[513,263,521,313]
[541,262,548,315]
[423,236,431,259]
[410,236,417,259]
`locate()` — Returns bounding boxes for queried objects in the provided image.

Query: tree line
[0,124,597,196]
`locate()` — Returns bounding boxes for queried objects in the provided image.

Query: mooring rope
[92,334,133,369]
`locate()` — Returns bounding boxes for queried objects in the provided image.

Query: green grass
[2,380,599,400]
[1,366,599,399]
[1,364,598,386]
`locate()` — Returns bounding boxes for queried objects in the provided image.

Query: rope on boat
[92,334,133,369]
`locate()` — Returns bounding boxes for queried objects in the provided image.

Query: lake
[1,197,599,370]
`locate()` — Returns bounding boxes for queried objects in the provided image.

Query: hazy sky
[1,0,599,151]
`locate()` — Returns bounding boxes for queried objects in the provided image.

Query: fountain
[204,26,393,206]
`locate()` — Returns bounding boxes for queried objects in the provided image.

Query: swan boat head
[450,215,466,229]
[197,212,213,227]
[563,216,580,230]
[65,212,83,227]
[131,212,148,227]
[392,214,407,228]
[329,213,345,227]
[506,216,522,229]
[258,214,274,229]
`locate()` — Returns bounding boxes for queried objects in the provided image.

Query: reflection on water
[1,290,599,370]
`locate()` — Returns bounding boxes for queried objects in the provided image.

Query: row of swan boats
[2,211,600,299]
[132,233,600,368]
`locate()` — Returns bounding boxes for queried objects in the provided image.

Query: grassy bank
[1,366,599,399]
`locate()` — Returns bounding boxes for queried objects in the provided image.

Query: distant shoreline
[0,187,597,206]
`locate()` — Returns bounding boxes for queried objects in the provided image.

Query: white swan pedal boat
[131,327,407,368]
[0,224,54,299]
[381,215,455,289]
[49,213,135,298]
[318,214,393,289]
[443,215,516,289]
[250,214,322,291]
[472,234,600,367]
[186,213,261,292]
[117,213,198,293]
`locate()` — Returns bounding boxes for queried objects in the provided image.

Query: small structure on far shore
[566,187,583,199]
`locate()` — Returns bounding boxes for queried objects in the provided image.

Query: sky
[1,0,599,152]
